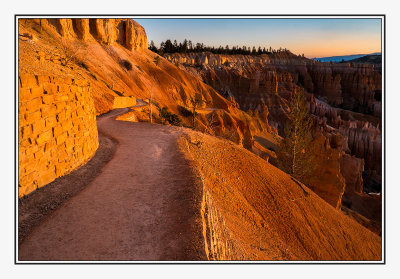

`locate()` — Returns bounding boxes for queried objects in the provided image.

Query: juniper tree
[277,88,314,181]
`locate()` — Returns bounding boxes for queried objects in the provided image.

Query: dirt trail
[19,109,206,261]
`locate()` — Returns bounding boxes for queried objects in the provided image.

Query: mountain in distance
[313,52,381,63]
[348,54,382,65]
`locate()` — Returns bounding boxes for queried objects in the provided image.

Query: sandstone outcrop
[341,154,364,196]
[56,19,75,38]
[72,19,90,40]
[303,135,346,209]
[125,19,148,51]
[37,18,148,51]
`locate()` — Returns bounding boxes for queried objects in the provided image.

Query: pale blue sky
[134,18,382,58]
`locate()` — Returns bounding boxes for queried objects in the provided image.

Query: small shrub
[159,107,182,126]
[57,41,82,67]
[154,56,161,66]
[178,105,194,117]
[120,59,133,71]
[78,61,89,70]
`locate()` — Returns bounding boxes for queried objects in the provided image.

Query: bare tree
[206,112,219,135]
[189,94,205,129]
[56,40,82,67]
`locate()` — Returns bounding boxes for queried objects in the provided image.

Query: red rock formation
[165,52,381,115]
[303,134,346,209]
[308,64,343,106]
[72,19,90,40]
[42,18,148,51]
[125,19,148,51]
[309,96,381,183]
[341,154,364,196]
[164,52,382,209]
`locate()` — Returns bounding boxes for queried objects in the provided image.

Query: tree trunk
[192,107,196,128]
[292,125,297,176]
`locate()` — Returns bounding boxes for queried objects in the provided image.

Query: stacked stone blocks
[18,74,99,197]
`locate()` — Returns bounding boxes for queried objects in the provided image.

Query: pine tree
[149,40,157,52]
[277,88,314,181]
[182,39,188,53]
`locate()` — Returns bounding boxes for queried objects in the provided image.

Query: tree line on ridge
[148,39,303,56]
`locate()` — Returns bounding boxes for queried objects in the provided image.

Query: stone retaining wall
[18,74,99,197]
[112,96,136,109]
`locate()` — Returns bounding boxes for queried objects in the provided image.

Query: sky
[134,18,382,58]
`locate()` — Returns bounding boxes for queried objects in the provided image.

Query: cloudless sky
[134,18,381,58]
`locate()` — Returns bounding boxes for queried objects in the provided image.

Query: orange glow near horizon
[136,18,382,59]
[287,32,381,58]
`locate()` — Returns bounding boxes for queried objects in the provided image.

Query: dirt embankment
[179,131,382,261]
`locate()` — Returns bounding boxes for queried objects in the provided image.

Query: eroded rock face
[341,154,364,196]
[125,19,148,51]
[57,19,75,38]
[309,96,382,187]
[72,19,90,40]
[165,52,381,117]
[44,18,148,51]
[165,52,382,209]
[339,123,381,185]
[303,134,346,209]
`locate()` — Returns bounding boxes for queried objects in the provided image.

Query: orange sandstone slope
[18,19,272,144]
[179,131,381,261]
